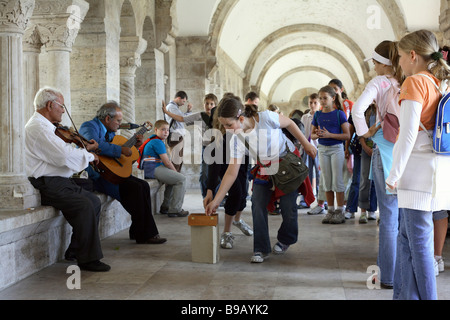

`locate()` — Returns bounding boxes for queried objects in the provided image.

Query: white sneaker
[322,210,334,224]
[233,219,254,236]
[435,256,445,273]
[368,211,377,220]
[251,252,268,263]
[220,232,234,249]
[273,242,290,254]
[308,205,325,215]
[359,212,368,224]
[330,209,345,224]
[345,211,355,219]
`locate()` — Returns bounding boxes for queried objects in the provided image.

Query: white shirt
[230,111,295,164]
[386,100,450,211]
[301,112,318,148]
[352,75,400,137]
[25,112,94,178]
[165,101,190,136]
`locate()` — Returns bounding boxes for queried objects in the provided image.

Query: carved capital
[0,0,35,35]
[36,22,78,51]
[23,23,42,52]
[120,36,147,75]
[31,0,89,51]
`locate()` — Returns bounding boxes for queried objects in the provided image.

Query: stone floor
[0,190,449,301]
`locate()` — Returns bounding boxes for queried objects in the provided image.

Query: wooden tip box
[188,214,218,227]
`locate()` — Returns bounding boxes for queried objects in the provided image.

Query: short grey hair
[34,87,63,111]
[96,101,121,120]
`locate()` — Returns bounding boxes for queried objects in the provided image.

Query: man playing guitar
[80,101,167,245]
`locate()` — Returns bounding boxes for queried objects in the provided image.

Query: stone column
[23,24,43,123]
[0,0,38,210]
[440,0,450,45]
[32,0,89,125]
[119,36,147,139]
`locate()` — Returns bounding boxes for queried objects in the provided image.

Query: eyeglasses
[52,100,67,111]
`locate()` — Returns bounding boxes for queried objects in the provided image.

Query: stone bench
[0,178,165,292]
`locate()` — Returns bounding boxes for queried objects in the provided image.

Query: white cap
[364,51,392,66]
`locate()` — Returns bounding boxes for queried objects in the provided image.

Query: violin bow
[61,104,102,173]
[61,104,89,150]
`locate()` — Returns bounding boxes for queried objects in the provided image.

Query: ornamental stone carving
[36,22,78,51]
[120,36,147,76]
[23,24,42,51]
[31,0,89,51]
[0,0,35,34]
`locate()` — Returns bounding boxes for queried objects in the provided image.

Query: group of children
[138,29,450,300]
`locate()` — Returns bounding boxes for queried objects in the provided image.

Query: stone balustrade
[0,177,165,292]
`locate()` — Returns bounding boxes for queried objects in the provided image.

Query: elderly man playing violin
[79,101,167,245]
[25,87,110,272]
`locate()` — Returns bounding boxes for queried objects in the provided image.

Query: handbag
[349,133,362,155]
[378,78,401,143]
[239,134,309,195]
[142,159,162,179]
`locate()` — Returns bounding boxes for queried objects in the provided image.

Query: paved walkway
[0,191,449,300]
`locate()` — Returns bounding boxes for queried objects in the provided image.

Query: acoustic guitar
[97,122,153,184]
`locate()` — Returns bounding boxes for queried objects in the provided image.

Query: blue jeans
[199,147,208,198]
[251,183,298,254]
[303,151,320,196]
[394,208,437,300]
[346,153,361,213]
[359,148,377,211]
[372,147,399,286]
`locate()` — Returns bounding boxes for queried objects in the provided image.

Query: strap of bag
[315,110,342,133]
[236,133,264,168]
[200,112,210,129]
[376,77,393,122]
[164,104,176,132]
[417,73,442,92]
[416,74,442,139]
[236,133,290,171]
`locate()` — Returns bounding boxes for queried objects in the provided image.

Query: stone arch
[119,0,147,137]
[205,0,408,99]
[120,0,137,37]
[377,0,408,38]
[207,0,407,59]
[290,88,319,112]
[255,44,360,94]
[207,0,239,56]
[268,66,336,103]
[244,24,371,88]
[136,16,157,126]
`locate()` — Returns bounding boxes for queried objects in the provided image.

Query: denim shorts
[433,210,449,221]
[318,144,346,193]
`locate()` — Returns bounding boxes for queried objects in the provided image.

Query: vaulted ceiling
[175,0,441,103]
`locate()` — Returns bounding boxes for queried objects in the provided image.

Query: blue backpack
[418,74,450,155]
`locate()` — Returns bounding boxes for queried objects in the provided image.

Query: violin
[54,123,95,150]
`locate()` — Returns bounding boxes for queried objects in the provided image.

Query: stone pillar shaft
[119,36,147,139]
[31,0,89,125]
[23,25,42,123]
[0,0,39,210]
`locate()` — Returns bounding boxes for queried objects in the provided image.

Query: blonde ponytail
[399,30,450,81]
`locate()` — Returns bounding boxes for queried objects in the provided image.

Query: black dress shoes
[136,234,167,244]
[64,249,77,262]
[78,260,111,272]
